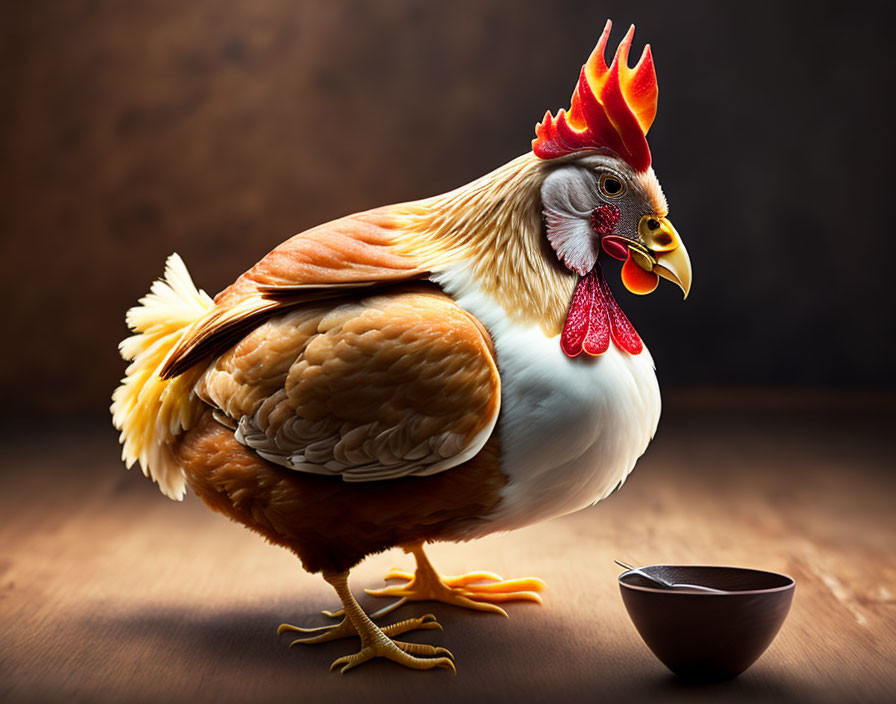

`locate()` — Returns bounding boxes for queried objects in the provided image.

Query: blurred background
[1,0,893,417]
[3,3,896,703]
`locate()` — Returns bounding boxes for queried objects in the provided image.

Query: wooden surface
[1,405,894,703]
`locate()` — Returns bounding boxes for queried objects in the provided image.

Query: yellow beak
[632,215,692,299]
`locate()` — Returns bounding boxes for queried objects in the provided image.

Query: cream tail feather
[111,254,214,499]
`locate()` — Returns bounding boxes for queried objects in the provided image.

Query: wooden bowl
[619,565,795,680]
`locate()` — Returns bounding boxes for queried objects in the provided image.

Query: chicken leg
[283,570,455,673]
[278,610,442,645]
[364,541,545,618]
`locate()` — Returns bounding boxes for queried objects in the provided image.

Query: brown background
[1,3,895,702]
[1,0,894,416]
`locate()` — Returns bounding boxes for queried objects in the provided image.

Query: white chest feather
[433,263,661,537]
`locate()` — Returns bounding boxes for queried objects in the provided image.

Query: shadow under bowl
[619,565,795,681]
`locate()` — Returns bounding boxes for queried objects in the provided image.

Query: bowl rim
[618,564,796,596]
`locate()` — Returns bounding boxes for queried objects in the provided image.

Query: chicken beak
[630,216,692,299]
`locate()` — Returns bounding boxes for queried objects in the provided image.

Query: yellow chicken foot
[314,569,455,674]
[277,612,441,646]
[364,542,546,619]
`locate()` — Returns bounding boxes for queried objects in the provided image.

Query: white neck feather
[433,260,662,537]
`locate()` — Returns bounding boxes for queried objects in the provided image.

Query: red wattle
[561,265,641,358]
[581,273,610,356]
[620,251,659,294]
[561,268,607,357]
[597,268,643,354]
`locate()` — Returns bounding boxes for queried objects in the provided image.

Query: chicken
[111,20,691,674]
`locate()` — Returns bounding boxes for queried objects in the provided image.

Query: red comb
[533,20,658,172]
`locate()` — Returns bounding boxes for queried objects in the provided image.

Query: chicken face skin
[541,153,690,297]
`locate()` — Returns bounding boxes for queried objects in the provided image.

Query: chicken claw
[330,638,455,675]
[282,570,454,674]
[364,542,545,618]
[277,613,441,646]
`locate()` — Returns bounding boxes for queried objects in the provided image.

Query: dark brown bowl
[619,565,795,681]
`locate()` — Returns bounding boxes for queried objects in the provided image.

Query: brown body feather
[176,410,505,574]
[122,153,560,571]
[172,279,505,573]
[195,286,500,481]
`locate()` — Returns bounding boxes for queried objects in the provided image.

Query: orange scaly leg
[363,541,545,619]
[282,569,455,674]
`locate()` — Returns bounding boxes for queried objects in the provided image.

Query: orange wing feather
[161,207,427,379]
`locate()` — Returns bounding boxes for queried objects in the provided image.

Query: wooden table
[2,402,894,703]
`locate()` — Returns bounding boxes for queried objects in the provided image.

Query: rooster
[112,20,691,674]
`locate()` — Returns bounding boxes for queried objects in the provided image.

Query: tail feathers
[111,254,214,499]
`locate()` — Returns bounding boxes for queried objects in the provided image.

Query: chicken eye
[599,174,625,198]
